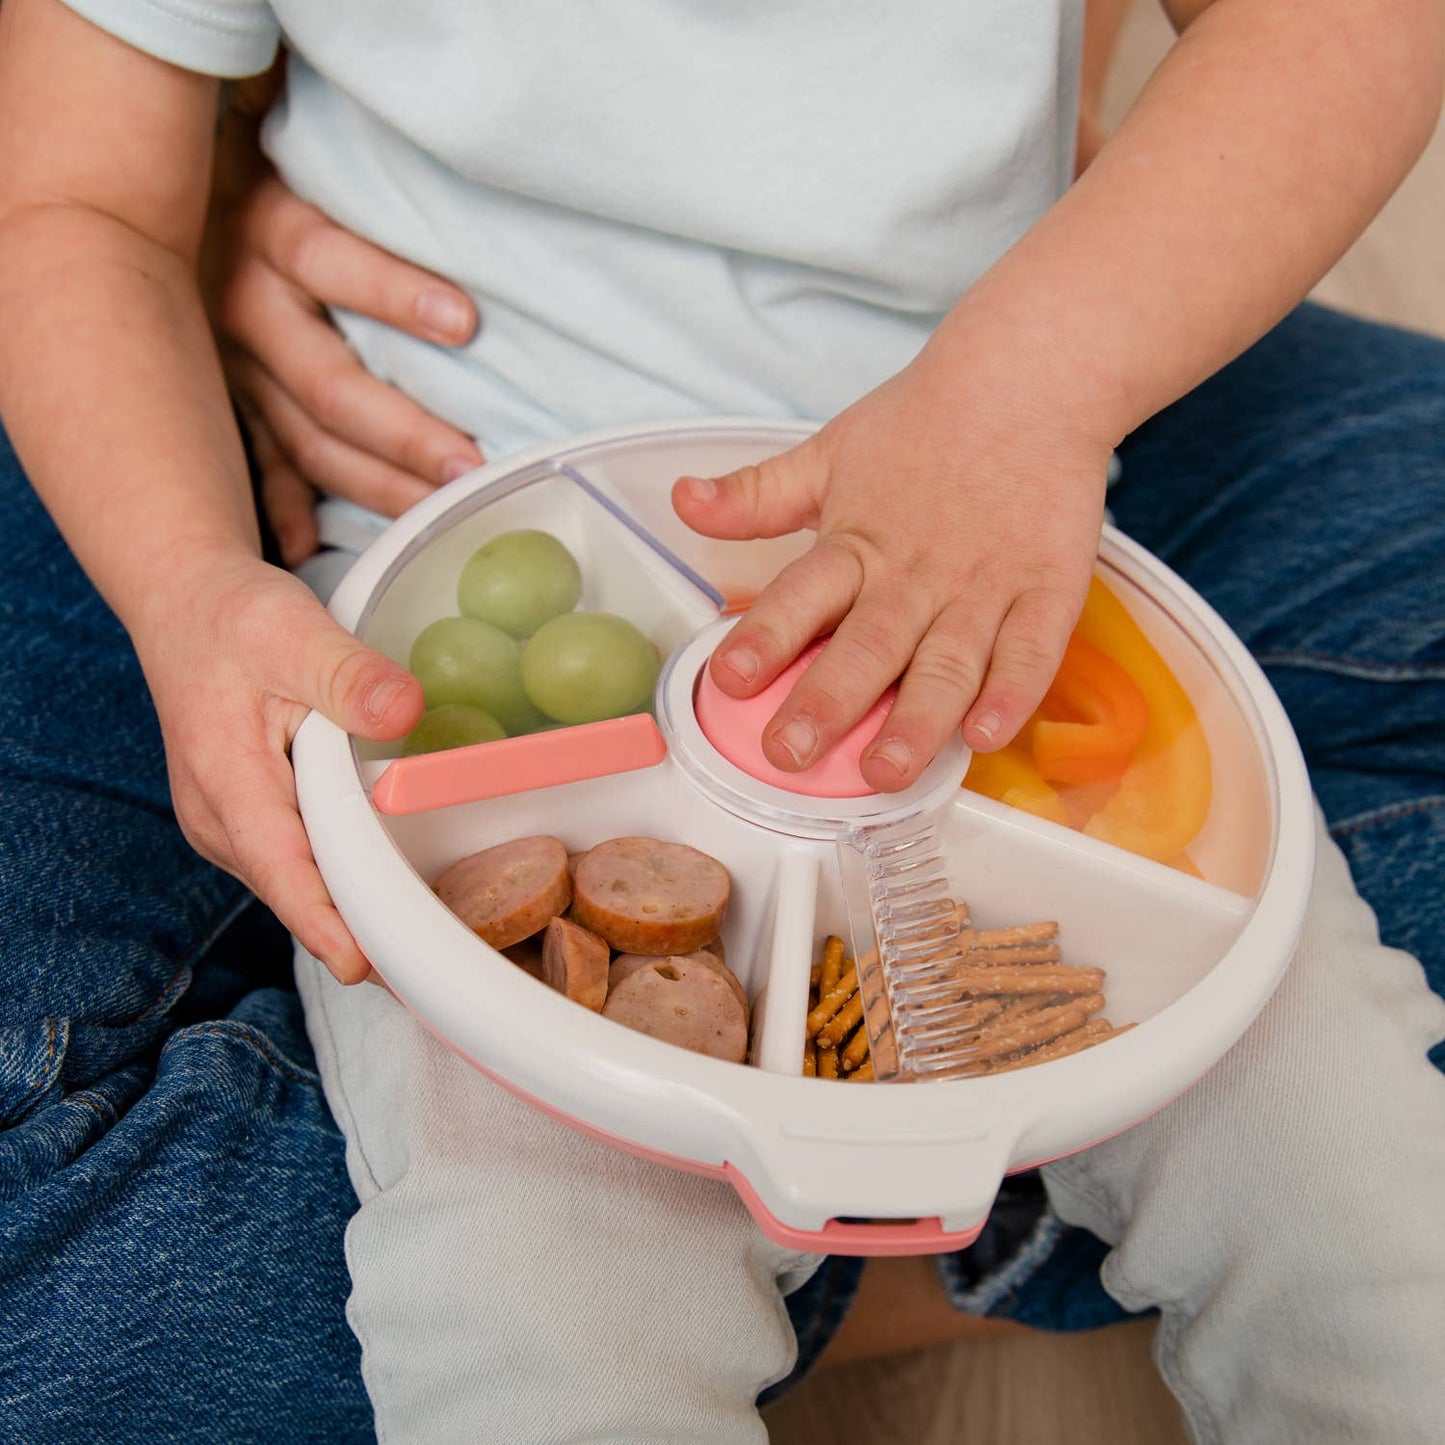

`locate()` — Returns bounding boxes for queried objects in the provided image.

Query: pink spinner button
[693,640,894,799]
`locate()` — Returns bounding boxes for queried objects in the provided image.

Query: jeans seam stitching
[1330,795,1445,838]
[178,1021,322,1087]
[8,1017,62,1119]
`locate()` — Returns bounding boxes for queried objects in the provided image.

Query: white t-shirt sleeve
[59,0,280,78]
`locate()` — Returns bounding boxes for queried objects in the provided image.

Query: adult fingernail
[441,456,477,482]
[774,718,817,768]
[724,646,759,684]
[417,288,472,339]
[363,676,410,724]
[869,739,912,777]
[682,475,717,503]
[969,710,1002,744]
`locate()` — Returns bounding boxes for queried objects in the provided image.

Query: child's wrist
[926,273,1141,455]
[125,538,271,657]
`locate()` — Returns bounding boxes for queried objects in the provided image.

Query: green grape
[520,612,661,725]
[401,704,507,756]
[408,615,549,735]
[457,529,582,638]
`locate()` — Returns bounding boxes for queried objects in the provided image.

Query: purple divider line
[556,463,725,610]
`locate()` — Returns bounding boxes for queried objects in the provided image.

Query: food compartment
[756,795,1253,1084]
[352,463,720,762]
[557,424,817,612]
[963,548,1274,899]
[375,760,833,1070]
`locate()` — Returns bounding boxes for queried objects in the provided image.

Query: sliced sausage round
[610,948,746,1011]
[433,835,571,949]
[602,951,749,1062]
[502,936,545,980]
[542,916,610,1012]
[572,837,729,955]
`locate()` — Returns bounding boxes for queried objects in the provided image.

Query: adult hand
[205,71,484,564]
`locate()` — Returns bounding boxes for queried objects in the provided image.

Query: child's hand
[672,347,1113,792]
[133,554,423,983]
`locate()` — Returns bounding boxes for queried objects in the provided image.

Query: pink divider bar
[370,713,667,814]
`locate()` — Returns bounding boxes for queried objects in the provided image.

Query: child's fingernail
[417,287,472,339]
[683,475,717,503]
[774,718,817,767]
[969,710,1002,744]
[724,646,759,684]
[869,739,912,777]
[441,456,477,482]
[363,676,409,723]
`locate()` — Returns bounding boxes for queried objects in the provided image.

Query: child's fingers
[708,539,862,696]
[963,582,1087,752]
[293,623,424,744]
[758,587,934,773]
[671,436,826,541]
[859,599,1001,790]
[216,765,374,985]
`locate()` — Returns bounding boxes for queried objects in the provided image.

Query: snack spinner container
[292,420,1316,1256]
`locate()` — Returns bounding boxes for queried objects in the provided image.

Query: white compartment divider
[749,847,822,1074]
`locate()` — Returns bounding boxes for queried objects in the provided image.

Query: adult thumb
[671,435,825,541]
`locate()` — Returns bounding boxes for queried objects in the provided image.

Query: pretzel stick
[896,997,1006,1051]
[848,1058,876,1082]
[959,966,1104,997]
[817,990,865,1048]
[808,962,822,991]
[966,942,1064,966]
[992,994,1062,1028]
[802,1038,817,1077]
[819,936,846,997]
[988,1018,1116,1073]
[856,949,901,1079]
[818,1044,840,1080]
[805,965,858,1036]
[841,1024,871,1073]
[973,922,1059,948]
[968,994,1106,1062]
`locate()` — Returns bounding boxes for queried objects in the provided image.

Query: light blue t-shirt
[65,0,1082,458]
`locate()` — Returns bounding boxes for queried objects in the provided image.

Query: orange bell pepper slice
[1031,636,1149,786]
[1073,576,1213,863]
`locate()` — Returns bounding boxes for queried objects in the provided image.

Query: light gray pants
[296,811,1445,1444]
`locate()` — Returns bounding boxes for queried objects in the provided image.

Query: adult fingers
[237,173,478,346]
[221,262,482,485]
[240,401,320,565]
[231,357,446,518]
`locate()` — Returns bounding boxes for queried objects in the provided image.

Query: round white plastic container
[293,419,1315,1255]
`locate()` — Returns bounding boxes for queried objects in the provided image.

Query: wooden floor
[767,7,1445,1442]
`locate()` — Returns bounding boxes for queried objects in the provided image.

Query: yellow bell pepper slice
[963,739,1069,827]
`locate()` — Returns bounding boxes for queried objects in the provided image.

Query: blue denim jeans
[0,442,371,1436]
[2,303,1442,1436]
